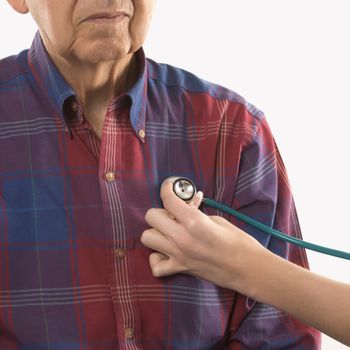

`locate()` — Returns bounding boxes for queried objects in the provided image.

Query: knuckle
[140,232,146,244]
[145,208,156,222]
[184,211,203,229]
[152,268,161,278]
[185,216,201,231]
[210,215,224,223]
[140,229,152,242]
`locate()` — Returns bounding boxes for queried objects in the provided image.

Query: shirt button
[105,172,115,182]
[115,248,125,260]
[125,327,134,340]
[72,101,79,112]
[138,129,145,138]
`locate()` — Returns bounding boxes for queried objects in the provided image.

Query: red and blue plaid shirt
[0,32,320,350]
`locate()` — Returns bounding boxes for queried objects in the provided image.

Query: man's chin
[73,41,130,64]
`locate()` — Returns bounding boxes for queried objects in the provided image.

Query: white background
[1,1,349,349]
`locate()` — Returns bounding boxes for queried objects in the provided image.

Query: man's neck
[45,42,138,138]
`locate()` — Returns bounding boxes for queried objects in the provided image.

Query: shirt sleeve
[227,116,321,349]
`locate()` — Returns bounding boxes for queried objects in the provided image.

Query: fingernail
[190,191,203,208]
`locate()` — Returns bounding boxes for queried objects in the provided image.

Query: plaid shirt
[0,32,320,350]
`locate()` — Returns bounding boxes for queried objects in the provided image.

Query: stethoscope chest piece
[163,176,197,202]
[160,175,350,261]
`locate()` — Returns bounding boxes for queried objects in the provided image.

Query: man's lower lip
[85,15,126,24]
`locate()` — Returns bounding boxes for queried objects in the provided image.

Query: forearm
[236,248,350,346]
[143,181,348,345]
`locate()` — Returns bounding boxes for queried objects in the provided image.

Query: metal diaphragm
[162,176,197,202]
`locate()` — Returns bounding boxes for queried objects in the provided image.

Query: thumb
[189,191,204,209]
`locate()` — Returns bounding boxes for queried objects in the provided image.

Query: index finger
[160,180,201,224]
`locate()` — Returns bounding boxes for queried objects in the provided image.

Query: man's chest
[0,116,242,349]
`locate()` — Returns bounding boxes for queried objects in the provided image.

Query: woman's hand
[140,181,267,292]
[141,181,350,347]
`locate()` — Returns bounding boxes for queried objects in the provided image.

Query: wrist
[226,244,277,300]
[241,249,298,306]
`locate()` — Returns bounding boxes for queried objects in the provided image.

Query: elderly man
[0,0,320,349]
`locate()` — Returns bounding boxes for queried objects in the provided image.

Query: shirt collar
[27,31,147,141]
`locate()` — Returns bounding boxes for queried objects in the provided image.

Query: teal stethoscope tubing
[203,197,350,261]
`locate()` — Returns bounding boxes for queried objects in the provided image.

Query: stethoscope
[164,176,350,261]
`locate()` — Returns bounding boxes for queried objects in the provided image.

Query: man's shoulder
[146,57,264,121]
[0,50,30,85]
[0,50,32,124]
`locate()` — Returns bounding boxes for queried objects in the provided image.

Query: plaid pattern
[0,32,320,349]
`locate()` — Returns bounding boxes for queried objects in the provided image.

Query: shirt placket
[98,106,142,350]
